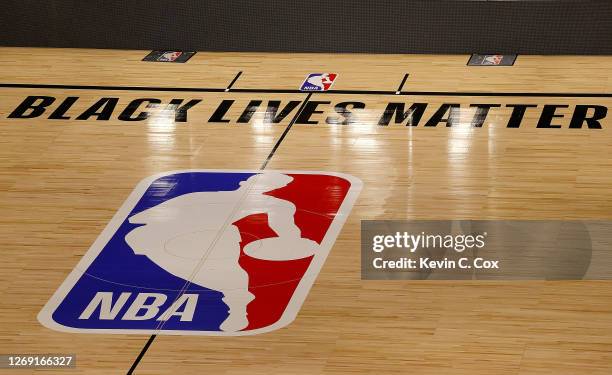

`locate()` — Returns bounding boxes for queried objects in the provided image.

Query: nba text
[79,292,198,322]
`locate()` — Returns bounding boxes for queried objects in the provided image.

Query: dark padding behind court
[1,0,611,54]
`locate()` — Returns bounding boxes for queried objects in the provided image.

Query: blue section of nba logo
[51,172,256,331]
[300,74,322,91]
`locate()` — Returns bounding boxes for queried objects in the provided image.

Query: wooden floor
[1,48,612,374]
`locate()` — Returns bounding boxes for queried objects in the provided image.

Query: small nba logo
[482,55,503,65]
[468,53,516,67]
[39,170,361,335]
[158,51,183,62]
[300,73,338,91]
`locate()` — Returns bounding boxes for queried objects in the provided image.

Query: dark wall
[1,0,611,54]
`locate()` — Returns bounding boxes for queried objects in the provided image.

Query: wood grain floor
[0,48,611,374]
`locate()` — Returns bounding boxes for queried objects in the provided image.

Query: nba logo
[482,55,503,65]
[38,170,361,335]
[158,51,182,62]
[300,73,338,91]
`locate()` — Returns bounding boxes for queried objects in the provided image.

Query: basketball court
[1,45,612,374]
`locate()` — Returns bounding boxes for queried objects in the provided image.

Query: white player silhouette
[307,73,333,90]
[124,172,318,332]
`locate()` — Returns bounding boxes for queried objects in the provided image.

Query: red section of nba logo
[235,174,351,330]
[320,73,338,91]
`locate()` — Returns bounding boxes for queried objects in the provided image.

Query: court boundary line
[225,71,243,92]
[127,335,156,375]
[126,92,313,375]
[395,73,409,95]
[1,83,612,97]
[261,92,312,169]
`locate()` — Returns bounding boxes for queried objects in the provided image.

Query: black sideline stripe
[1,83,611,97]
